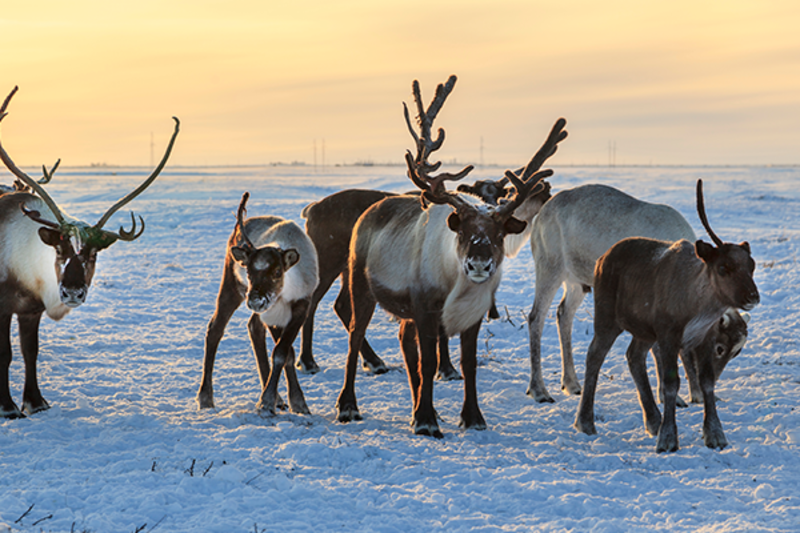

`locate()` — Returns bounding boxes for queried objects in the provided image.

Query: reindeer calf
[197,192,319,414]
[574,180,759,452]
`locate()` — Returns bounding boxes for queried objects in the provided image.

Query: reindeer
[197,192,319,414]
[297,177,550,380]
[0,86,179,418]
[335,75,567,437]
[574,179,759,452]
[525,183,749,405]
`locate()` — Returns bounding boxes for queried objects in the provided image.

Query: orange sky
[1,1,799,167]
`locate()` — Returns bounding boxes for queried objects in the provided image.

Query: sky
[1,0,799,168]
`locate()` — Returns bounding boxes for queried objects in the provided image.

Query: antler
[495,118,567,220]
[236,191,256,250]
[696,179,723,246]
[403,75,474,203]
[0,86,68,224]
[93,116,180,241]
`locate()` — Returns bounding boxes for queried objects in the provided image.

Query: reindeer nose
[60,286,87,307]
[465,258,495,282]
[247,295,270,313]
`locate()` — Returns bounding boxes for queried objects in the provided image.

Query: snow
[1,164,798,532]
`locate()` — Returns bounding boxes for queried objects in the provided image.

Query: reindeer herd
[0,78,757,453]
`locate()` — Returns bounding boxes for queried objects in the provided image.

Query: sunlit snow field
[1,164,798,532]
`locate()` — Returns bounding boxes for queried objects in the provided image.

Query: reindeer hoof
[459,416,487,431]
[574,418,597,435]
[436,365,462,381]
[414,421,443,439]
[656,431,680,453]
[561,382,582,396]
[296,359,321,375]
[196,388,215,409]
[526,386,555,403]
[362,359,389,375]
[337,406,362,423]
[23,398,50,415]
[0,405,25,419]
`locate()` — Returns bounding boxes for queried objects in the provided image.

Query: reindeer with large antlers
[0,86,179,418]
[336,75,567,437]
[574,180,759,452]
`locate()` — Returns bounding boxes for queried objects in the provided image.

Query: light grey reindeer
[525,183,749,405]
[336,74,567,438]
[197,192,319,414]
[574,179,759,452]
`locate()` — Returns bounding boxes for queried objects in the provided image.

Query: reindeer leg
[0,314,23,419]
[526,267,563,403]
[18,313,49,414]
[625,338,660,437]
[336,261,375,423]
[399,319,420,422]
[556,281,586,396]
[459,319,486,431]
[653,336,681,453]
[248,314,285,411]
[333,283,387,374]
[298,268,339,375]
[412,310,442,438]
[653,344,689,408]
[436,325,461,381]
[680,347,704,404]
[695,338,727,449]
[263,303,310,415]
[574,326,621,435]
[197,267,243,409]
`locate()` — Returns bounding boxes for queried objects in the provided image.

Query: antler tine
[20,204,60,230]
[39,158,60,184]
[0,87,67,225]
[696,179,723,246]
[115,212,145,241]
[236,191,255,250]
[94,116,180,230]
[517,118,568,182]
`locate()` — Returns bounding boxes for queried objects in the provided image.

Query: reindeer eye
[718,265,730,276]
[716,344,725,356]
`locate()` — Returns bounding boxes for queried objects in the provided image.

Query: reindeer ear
[504,217,527,235]
[739,241,751,253]
[282,249,300,270]
[447,212,461,232]
[230,246,250,265]
[38,227,63,248]
[695,240,718,263]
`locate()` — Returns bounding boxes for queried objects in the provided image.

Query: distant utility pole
[608,140,617,167]
[313,139,317,172]
[480,136,484,168]
[150,132,154,167]
[322,138,326,171]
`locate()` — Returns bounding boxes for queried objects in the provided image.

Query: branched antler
[402,76,474,208]
[495,118,567,220]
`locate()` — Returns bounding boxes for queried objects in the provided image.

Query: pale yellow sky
[1,0,798,167]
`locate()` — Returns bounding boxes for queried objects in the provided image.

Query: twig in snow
[151,460,157,472]
[32,514,53,526]
[134,524,147,533]
[184,459,196,477]
[147,515,166,532]
[245,470,266,485]
[202,461,214,477]
[14,503,34,524]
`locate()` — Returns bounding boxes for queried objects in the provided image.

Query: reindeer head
[0,86,180,308]
[402,76,567,284]
[694,179,760,311]
[710,308,749,381]
[231,192,299,313]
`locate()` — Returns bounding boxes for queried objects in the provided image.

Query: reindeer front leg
[18,312,49,414]
[459,319,486,430]
[0,314,23,418]
[411,309,441,438]
[260,300,311,415]
[694,337,727,449]
[653,334,682,453]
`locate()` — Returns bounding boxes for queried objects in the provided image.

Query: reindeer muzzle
[464,257,495,284]
[60,285,87,308]
[247,294,272,314]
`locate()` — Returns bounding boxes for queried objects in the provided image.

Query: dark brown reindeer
[574,179,759,452]
[336,74,567,437]
[197,192,319,414]
[297,177,551,380]
[0,86,179,418]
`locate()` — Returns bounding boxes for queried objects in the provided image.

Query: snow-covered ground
[1,164,798,532]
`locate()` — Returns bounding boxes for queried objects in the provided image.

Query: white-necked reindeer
[0,86,179,418]
[574,179,759,452]
[197,192,319,414]
[525,183,749,405]
[297,177,550,380]
[336,75,567,437]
